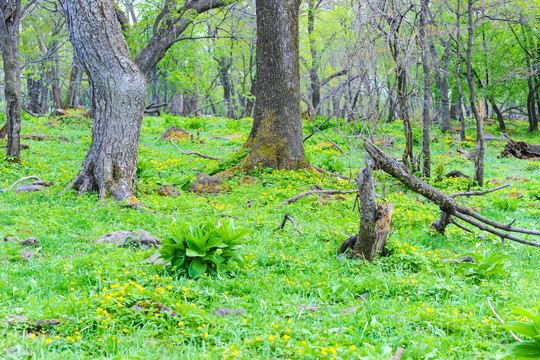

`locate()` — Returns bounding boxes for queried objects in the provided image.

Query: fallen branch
[363,138,540,247]
[170,139,223,161]
[487,297,522,342]
[311,165,350,180]
[3,315,72,332]
[276,213,304,235]
[280,189,358,206]
[449,184,511,198]
[22,134,71,142]
[1,176,41,193]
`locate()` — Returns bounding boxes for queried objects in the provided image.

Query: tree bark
[0,0,22,164]
[419,0,431,178]
[60,0,147,200]
[454,2,466,142]
[242,0,307,170]
[64,59,83,109]
[466,0,485,186]
[352,161,393,261]
[307,0,321,110]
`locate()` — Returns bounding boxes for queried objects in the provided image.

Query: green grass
[0,113,539,359]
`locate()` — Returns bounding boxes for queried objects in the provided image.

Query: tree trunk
[26,77,43,114]
[466,0,485,186]
[0,0,22,164]
[397,68,414,168]
[420,0,431,178]
[455,3,466,142]
[60,0,147,200]
[440,40,451,133]
[64,59,83,108]
[168,91,183,115]
[50,51,63,111]
[307,0,321,109]
[339,160,393,261]
[242,0,307,170]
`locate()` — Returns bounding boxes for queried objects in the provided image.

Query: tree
[59,0,147,200]
[0,0,22,164]
[241,0,307,170]
[465,0,485,186]
[59,0,231,200]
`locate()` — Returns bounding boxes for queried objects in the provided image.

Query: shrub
[157,220,251,278]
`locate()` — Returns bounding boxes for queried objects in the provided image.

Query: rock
[14,181,53,193]
[505,192,523,199]
[4,236,19,243]
[239,176,258,186]
[144,253,171,266]
[95,230,161,249]
[18,237,39,247]
[297,305,325,313]
[159,126,191,141]
[442,256,475,264]
[213,308,246,316]
[156,185,180,197]
[445,170,470,179]
[130,300,178,318]
[20,251,38,260]
[340,306,363,315]
[190,172,231,195]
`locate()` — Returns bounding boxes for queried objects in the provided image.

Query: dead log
[499,133,540,160]
[363,138,540,247]
[339,161,394,261]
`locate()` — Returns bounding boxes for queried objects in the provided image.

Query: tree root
[1,176,42,193]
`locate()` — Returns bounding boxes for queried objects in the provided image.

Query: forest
[0,0,540,359]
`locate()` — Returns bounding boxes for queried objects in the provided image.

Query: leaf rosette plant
[157,220,252,278]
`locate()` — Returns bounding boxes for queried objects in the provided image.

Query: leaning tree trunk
[0,0,22,164]
[242,0,307,170]
[60,0,146,200]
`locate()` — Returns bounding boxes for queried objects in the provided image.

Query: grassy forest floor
[0,112,539,359]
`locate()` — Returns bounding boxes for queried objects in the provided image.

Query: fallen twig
[170,139,223,161]
[1,176,41,193]
[276,213,304,235]
[311,165,350,181]
[487,297,522,342]
[280,189,358,206]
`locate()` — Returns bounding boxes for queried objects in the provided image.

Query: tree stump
[340,161,393,261]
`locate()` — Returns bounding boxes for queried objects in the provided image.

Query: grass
[0,112,539,359]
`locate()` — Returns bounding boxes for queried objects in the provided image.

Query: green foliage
[501,303,540,359]
[458,251,510,280]
[492,197,521,211]
[315,152,346,173]
[208,148,249,175]
[157,219,251,278]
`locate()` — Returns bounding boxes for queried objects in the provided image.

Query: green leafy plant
[157,219,252,278]
[492,197,520,211]
[457,250,510,280]
[501,303,540,359]
[316,152,346,173]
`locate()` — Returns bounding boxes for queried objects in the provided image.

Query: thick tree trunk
[466,0,485,186]
[60,0,147,200]
[242,0,307,170]
[0,1,22,164]
[168,91,183,115]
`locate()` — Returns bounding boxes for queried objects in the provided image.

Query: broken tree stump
[499,133,540,160]
[339,160,393,261]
